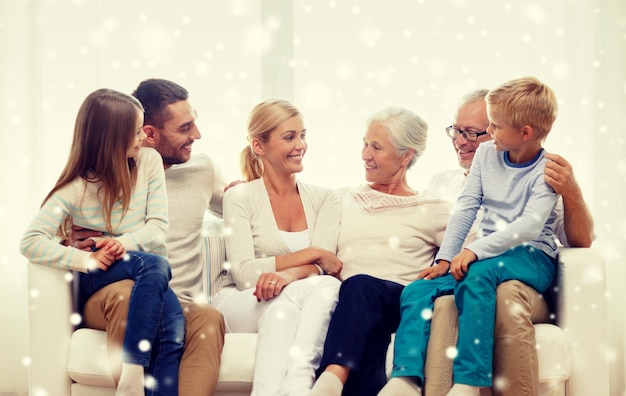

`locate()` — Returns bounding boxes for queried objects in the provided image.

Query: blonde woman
[212,99,343,396]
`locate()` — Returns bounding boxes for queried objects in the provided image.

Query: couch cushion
[201,215,227,299]
[67,328,115,387]
[67,329,257,391]
[66,320,569,392]
[71,383,115,396]
[385,324,570,387]
[217,333,256,391]
[204,234,226,298]
[535,323,572,382]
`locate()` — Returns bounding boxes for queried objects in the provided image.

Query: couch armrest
[28,263,74,395]
[556,248,609,396]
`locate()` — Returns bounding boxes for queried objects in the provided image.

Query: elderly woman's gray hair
[367,107,428,169]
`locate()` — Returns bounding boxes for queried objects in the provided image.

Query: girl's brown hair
[44,88,144,235]
[240,98,301,181]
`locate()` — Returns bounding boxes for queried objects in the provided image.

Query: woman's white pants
[212,275,341,396]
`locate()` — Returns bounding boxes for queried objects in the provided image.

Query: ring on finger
[268,281,276,285]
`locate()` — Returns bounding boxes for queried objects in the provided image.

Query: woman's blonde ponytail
[240,145,264,182]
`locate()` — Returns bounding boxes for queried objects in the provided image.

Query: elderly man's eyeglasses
[446,126,488,142]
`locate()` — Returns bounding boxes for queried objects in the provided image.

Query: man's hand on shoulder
[545,152,595,248]
[224,179,245,192]
[544,152,581,197]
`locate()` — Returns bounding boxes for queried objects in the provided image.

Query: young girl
[20,88,184,396]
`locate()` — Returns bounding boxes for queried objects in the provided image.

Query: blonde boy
[380,77,559,396]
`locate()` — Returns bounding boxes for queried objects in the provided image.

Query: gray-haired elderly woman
[309,107,456,396]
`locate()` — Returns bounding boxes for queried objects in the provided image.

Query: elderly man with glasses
[422,89,594,396]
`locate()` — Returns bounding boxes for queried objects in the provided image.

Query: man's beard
[162,155,186,166]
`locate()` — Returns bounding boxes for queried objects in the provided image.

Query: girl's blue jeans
[391,245,556,387]
[80,250,185,395]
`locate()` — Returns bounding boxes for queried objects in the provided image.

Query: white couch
[28,233,610,395]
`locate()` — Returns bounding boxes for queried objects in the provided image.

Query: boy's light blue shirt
[435,142,559,262]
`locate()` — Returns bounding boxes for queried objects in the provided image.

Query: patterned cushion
[202,214,226,298]
[205,235,226,297]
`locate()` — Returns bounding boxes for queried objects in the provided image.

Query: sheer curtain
[0,1,41,392]
[589,1,626,391]
[1,0,623,393]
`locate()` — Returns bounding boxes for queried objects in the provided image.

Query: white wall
[1,0,624,394]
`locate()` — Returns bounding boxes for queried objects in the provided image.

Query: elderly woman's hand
[316,249,343,278]
[417,260,450,280]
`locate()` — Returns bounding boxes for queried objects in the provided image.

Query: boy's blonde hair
[486,76,557,140]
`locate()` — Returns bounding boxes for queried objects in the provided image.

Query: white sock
[116,363,144,396]
[378,377,422,396]
[309,372,343,396]
[447,383,481,396]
